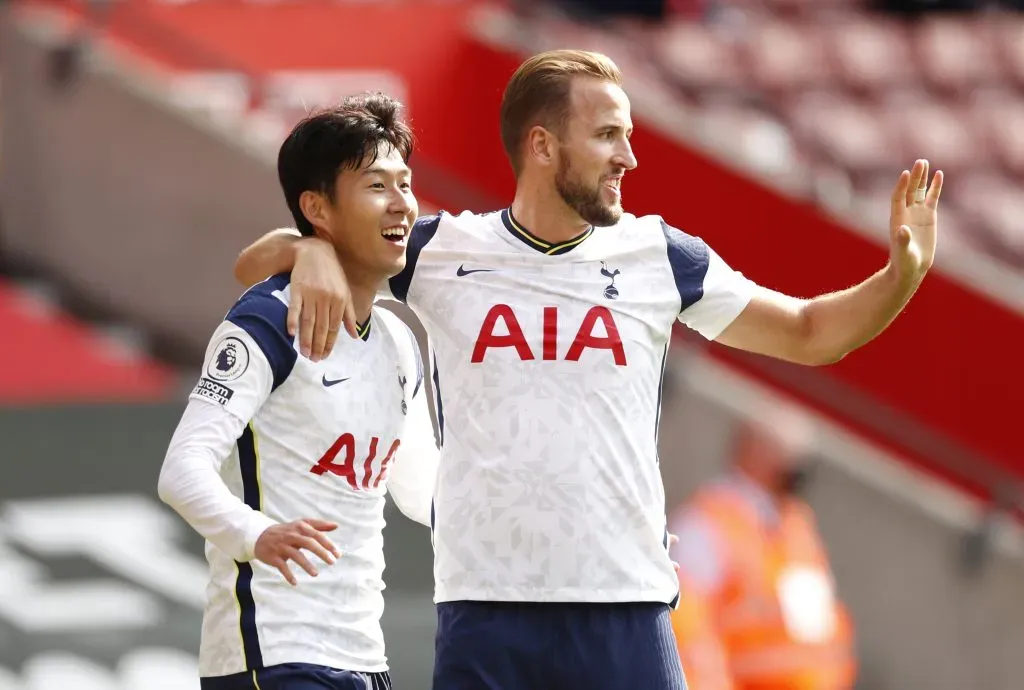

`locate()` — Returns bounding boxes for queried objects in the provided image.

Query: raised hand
[889,159,943,283]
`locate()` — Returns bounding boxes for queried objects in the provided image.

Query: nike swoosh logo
[322,375,349,387]
[456,265,495,277]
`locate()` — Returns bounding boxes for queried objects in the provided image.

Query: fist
[254,518,341,586]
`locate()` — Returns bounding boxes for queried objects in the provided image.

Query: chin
[384,256,408,279]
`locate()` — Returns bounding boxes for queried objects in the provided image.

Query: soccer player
[233,51,943,690]
[157,93,438,690]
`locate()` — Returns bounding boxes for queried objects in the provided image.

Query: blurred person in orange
[668,407,855,690]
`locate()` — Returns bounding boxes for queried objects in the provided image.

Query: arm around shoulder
[234,228,303,288]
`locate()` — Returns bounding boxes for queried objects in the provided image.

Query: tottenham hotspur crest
[398,374,408,415]
[600,262,621,300]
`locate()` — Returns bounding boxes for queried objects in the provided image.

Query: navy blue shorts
[432,601,687,690]
[200,663,392,690]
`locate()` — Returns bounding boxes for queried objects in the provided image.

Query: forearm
[234,228,301,287]
[802,263,923,365]
[158,401,277,561]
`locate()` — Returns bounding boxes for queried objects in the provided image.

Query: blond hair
[499,49,622,176]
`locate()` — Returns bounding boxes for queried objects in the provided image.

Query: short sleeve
[387,214,442,304]
[190,279,298,422]
[661,220,756,341]
[225,278,298,389]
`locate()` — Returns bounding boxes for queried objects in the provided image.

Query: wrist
[884,260,925,293]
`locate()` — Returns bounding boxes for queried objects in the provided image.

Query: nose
[615,139,638,171]
[388,185,413,215]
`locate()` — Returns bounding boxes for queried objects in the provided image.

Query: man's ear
[299,191,333,239]
[525,125,558,169]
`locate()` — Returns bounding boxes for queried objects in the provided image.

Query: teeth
[381,227,406,237]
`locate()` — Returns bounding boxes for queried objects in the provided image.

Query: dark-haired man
[158,93,437,690]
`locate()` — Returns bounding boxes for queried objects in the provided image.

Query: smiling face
[551,77,637,227]
[318,143,418,279]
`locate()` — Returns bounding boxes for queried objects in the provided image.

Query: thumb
[894,224,912,248]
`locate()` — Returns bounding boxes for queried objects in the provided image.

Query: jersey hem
[433,586,679,605]
[199,650,388,678]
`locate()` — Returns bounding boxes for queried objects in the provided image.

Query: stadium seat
[913,17,1002,95]
[787,92,897,178]
[657,21,747,93]
[969,88,1024,177]
[744,19,833,93]
[879,91,981,173]
[826,19,917,94]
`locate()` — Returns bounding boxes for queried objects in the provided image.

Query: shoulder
[227,273,292,324]
[419,209,503,239]
[224,273,297,388]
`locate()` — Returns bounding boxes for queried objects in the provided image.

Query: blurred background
[1,0,1023,687]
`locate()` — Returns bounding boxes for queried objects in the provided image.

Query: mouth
[381,225,408,244]
[603,177,622,197]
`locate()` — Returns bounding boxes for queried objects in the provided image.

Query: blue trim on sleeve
[388,214,441,304]
[660,219,710,313]
[226,273,297,391]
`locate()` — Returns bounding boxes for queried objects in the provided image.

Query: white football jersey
[383,209,756,605]
[167,274,434,678]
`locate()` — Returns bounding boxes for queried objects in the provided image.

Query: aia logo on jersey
[471,304,627,366]
[600,262,621,300]
[310,433,400,490]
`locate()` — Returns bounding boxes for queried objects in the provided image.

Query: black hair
[277,92,414,236]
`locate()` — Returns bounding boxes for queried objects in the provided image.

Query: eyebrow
[361,165,410,177]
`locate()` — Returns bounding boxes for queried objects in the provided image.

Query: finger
[905,160,926,206]
[285,547,318,578]
[272,558,298,587]
[296,535,336,566]
[298,522,341,561]
[310,297,332,362]
[926,170,943,209]
[303,518,339,532]
[344,299,359,340]
[672,560,681,574]
[914,159,929,204]
[667,533,679,548]
[287,292,303,338]
[323,297,343,356]
[890,170,910,219]
[299,300,316,360]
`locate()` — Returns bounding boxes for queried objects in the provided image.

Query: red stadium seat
[995,17,1024,89]
[879,92,981,173]
[787,92,897,177]
[968,89,1024,176]
[657,21,747,93]
[744,20,833,93]
[913,17,1002,95]
[827,19,917,94]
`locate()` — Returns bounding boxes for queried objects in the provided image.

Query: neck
[337,255,381,326]
[510,175,590,245]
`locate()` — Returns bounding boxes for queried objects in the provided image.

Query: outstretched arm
[714,160,943,365]
[234,228,357,359]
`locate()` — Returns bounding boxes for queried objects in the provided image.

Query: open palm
[889,159,943,280]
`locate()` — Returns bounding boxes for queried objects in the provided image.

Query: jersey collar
[501,208,593,256]
[357,317,371,342]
